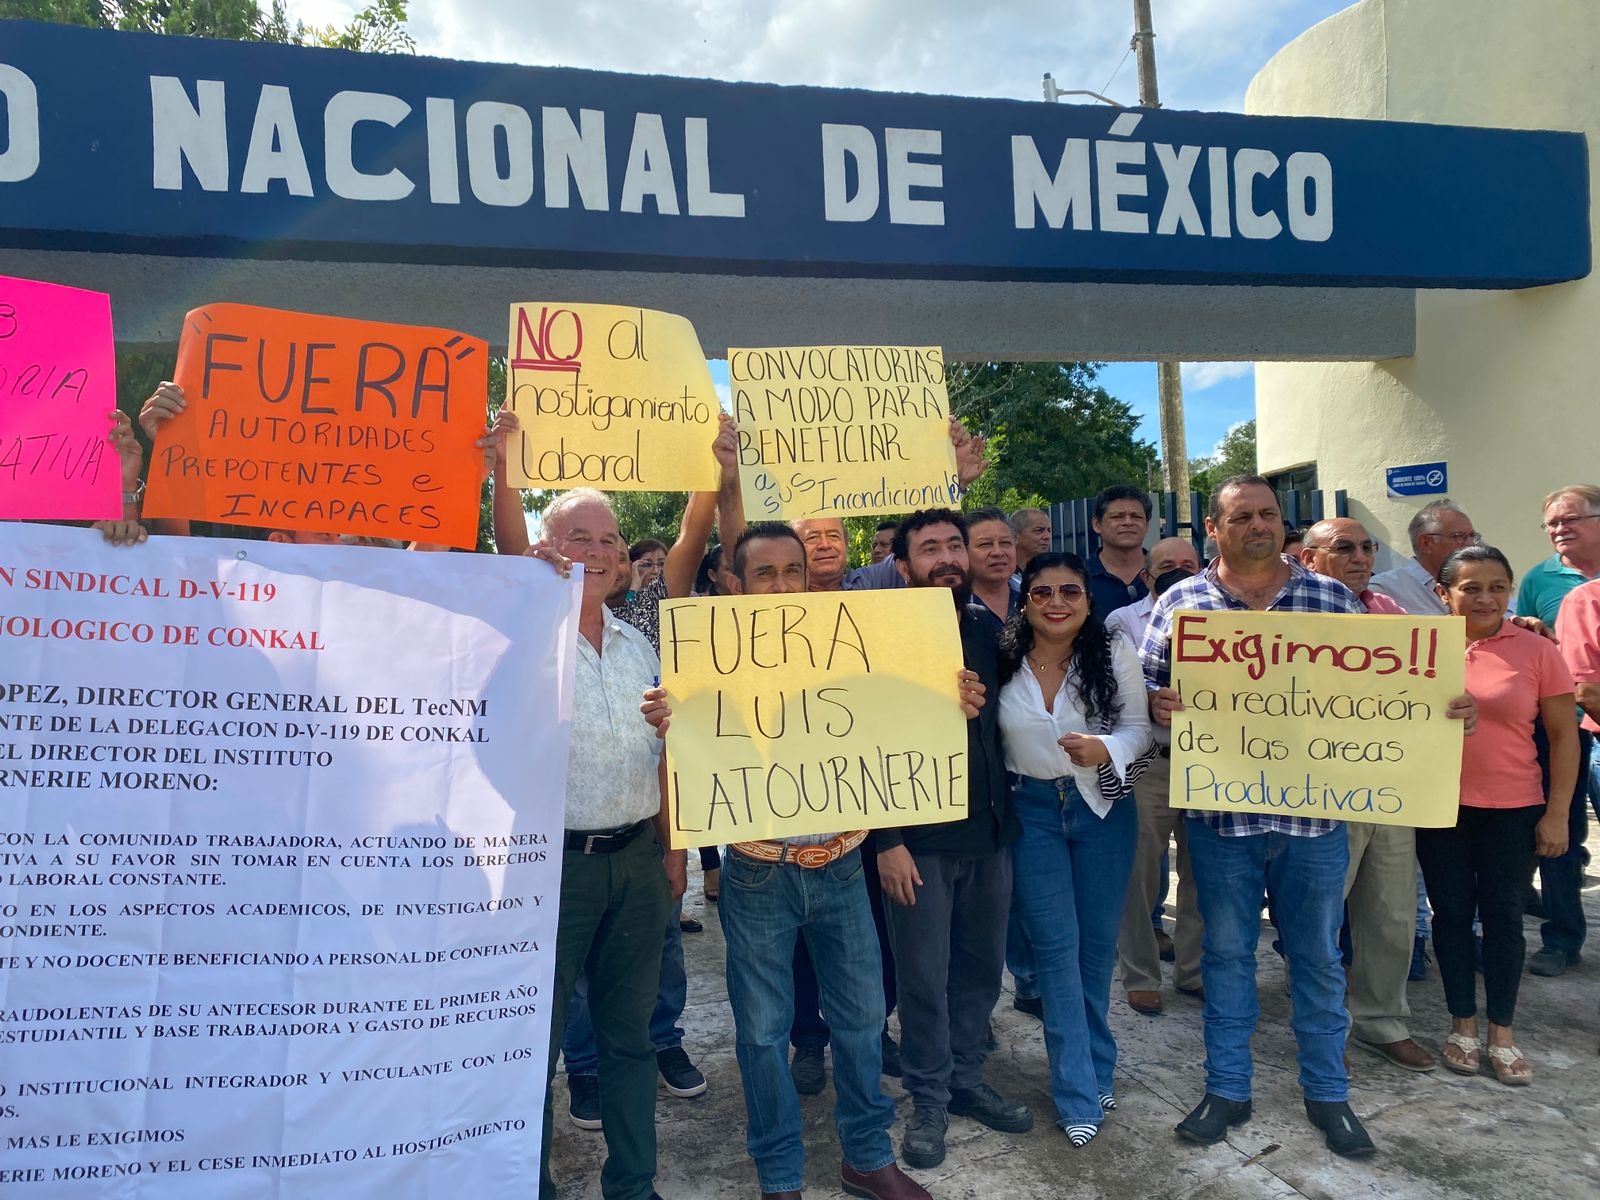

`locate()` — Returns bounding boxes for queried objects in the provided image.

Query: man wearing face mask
[877,508,1032,1171]
[1107,539,1206,1016]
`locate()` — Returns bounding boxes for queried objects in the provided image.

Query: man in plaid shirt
[1139,476,1472,1159]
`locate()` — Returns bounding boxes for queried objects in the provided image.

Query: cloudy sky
[293,0,1355,460]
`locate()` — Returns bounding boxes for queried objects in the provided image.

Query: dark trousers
[791,837,897,1048]
[1535,728,1592,954]
[883,848,1011,1110]
[1417,805,1540,1027]
[542,834,672,1200]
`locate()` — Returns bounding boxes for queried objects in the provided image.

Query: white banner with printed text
[0,524,576,1197]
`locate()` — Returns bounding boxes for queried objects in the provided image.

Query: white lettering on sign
[145,81,747,220]
[884,127,944,227]
[685,116,744,218]
[466,101,535,207]
[134,78,1337,245]
[1287,150,1334,242]
[822,123,880,222]
[324,90,414,202]
[1011,113,1334,244]
[0,63,41,184]
[150,76,228,192]
[620,112,679,215]
[425,96,460,204]
[823,125,946,226]
[240,84,313,197]
[542,106,608,211]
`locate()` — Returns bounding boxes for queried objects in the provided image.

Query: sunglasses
[1028,583,1085,603]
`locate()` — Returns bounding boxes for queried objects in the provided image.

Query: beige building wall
[1247,0,1599,573]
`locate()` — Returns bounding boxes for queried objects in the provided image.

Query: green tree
[947,361,1159,509]
[1,0,414,47]
[1187,419,1256,498]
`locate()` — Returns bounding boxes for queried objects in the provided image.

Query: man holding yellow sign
[1139,476,1475,1161]
[656,522,981,1200]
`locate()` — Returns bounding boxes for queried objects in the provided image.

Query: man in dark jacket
[878,508,1031,1170]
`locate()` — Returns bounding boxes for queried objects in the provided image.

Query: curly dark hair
[998,552,1121,726]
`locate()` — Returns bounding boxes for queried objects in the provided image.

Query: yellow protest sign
[660,589,969,848]
[506,303,719,491]
[729,346,959,519]
[1170,611,1464,827]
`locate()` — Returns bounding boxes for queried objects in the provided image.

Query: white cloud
[1181,361,1254,391]
[1208,417,1255,459]
[288,0,1348,111]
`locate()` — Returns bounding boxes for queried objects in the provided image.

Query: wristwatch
[123,480,146,505]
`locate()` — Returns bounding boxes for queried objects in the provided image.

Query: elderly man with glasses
[1299,519,1438,1074]
[1370,499,1480,616]
[1516,485,1600,977]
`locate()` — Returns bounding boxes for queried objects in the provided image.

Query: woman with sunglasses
[1419,544,1579,1085]
[997,552,1155,1146]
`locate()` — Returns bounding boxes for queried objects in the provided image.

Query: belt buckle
[793,844,832,869]
[584,834,603,854]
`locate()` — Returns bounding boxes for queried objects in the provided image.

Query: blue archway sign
[0,20,1589,289]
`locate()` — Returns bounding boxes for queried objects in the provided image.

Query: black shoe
[948,1083,1033,1133]
[657,1046,707,1098]
[901,1105,948,1169]
[1012,994,1045,1020]
[791,1045,826,1095]
[1409,935,1428,982]
[1174,1093,1251,1145]
[567,1073,602,1130]
[678,915,704,933]
[880,1028,903,1078]
[1304,1099,1376,1159]
[1529,947,1580,977]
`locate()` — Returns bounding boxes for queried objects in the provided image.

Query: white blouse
[997,636,1154,817]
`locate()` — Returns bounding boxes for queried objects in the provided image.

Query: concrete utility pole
[1133,0,1192,521]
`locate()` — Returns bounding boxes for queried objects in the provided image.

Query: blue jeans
[564,897,687,1075]
[719,848,894,1193]
[1186,819,1350,1104]
[1011,775,1137,1127]
[1537,729,1592,955]
[1589,737,1600,826]
[1005,891,1040,1002]
[1415,868,1431,940]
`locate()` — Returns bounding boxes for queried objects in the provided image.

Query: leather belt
[564,819,650,855]
[731,830,868,870]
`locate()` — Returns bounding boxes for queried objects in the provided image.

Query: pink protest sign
[0,275,121,520]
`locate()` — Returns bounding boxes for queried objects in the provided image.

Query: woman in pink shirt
[1417,545,1580,1085]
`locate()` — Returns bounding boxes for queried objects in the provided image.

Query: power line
[1100,42,1134,98]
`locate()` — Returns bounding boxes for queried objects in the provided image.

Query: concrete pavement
[548,838,1600,1200]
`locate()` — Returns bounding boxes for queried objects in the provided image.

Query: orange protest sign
[144,304,488,547]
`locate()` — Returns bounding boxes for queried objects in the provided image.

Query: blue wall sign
[1386,462,1449,498]
[0,21,1589,287]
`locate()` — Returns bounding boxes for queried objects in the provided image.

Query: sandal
[1485,1044,1532,1086]
[1442,1032,1480,1075]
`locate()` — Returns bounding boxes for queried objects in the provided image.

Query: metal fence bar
[1046,487,1339,559]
